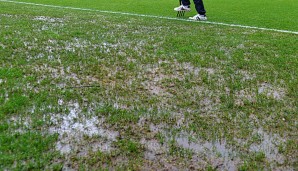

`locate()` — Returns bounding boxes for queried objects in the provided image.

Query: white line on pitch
[1,0,298,35]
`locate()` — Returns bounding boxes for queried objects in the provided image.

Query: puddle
[258,83,286,100]
[137,116,147,127]
[148,85,167,96]
[8,116,31,133]
[58,99,64,106]
[249,128,286,164]
[200,97,219,112]
[49,101,119,155]
[64,38,92,52]
[31,16,65,32]
[33,65,99,87]
[140,139,167,157]
[113,102,129,110]
[1,14,14,17]
[235,89,257,106]
[182,62,201,76]
[138,122,169,161]
[236,70,256,81]
[0,43,6,49]
[204,68,216,75]
[166,132,239,170]
[33,16,64,23]
[56,141,72,154]
[149,123,167,133]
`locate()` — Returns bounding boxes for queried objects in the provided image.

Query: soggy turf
[0,0,297,170]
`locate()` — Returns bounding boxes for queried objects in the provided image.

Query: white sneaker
[174,5,191,12]
[189,14,207,21]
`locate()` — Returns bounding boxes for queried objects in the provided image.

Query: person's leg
[174,0,191,11]
[193,0,206,15]
[181,0,191,7]
[188,0,207,20]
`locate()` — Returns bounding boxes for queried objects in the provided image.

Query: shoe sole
[174,7,191,12]
[174,9,191,12]
[188,17,207,21]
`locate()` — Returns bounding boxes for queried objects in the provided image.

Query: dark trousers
[182,0,206,15]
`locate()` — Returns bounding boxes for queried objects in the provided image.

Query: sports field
[0,0,297,170]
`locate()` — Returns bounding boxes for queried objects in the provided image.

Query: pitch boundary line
[1,0,298,35]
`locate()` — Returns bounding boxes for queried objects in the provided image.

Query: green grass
[9,0,298,31]
[0,132,60,170]
[0,0,297,170]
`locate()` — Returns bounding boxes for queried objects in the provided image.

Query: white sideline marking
[1,0,298,35]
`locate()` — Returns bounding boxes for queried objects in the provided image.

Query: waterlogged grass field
[0,0,297,170]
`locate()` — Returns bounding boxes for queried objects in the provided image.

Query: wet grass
[0,1,297,170]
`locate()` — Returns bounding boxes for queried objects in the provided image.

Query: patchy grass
[0,1,297,170]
